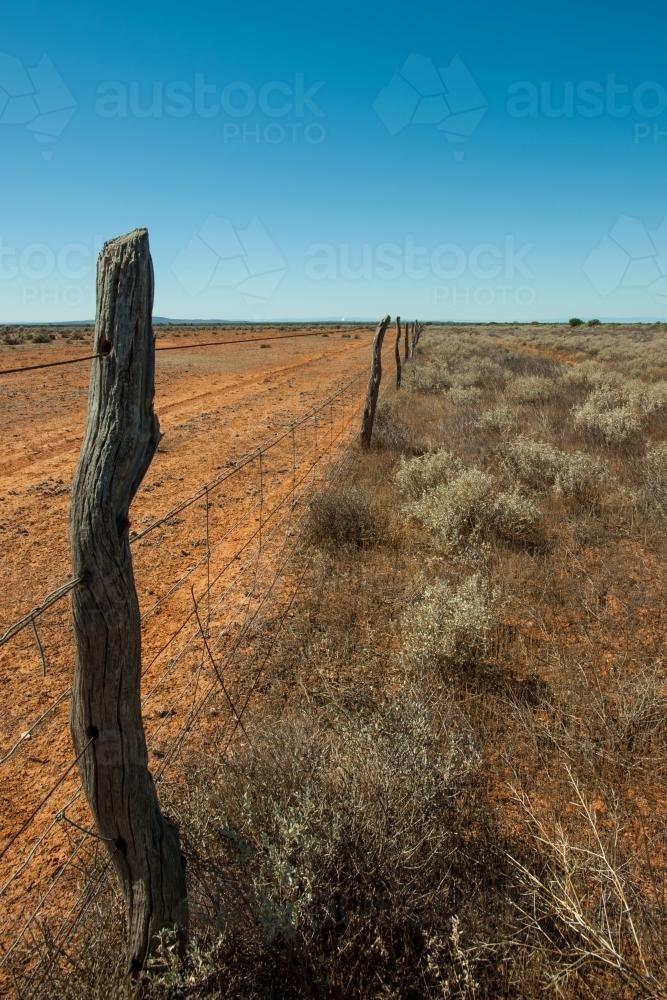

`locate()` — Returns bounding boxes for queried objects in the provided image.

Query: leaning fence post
[394,315,402,389]
[361,314,390,448]
[69,228,187,974]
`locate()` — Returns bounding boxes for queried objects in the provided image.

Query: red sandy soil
[0,325,375,969]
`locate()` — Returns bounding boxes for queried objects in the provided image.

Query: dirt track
[0,324,375,963]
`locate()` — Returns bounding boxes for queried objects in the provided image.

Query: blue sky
[1,0,666,322]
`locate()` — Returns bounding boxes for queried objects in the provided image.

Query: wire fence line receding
[0,342,386,984]
[0,325,374,378]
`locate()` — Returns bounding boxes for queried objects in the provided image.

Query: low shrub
[504,437,606,501]
[641,440,667,519]
[447,384,483,407]
[308,484,379,549]
[491,487,545,545]
[498,350,563,379]
[506,375,558,405]
[408,466,543,550]
[476,406,515,435]
[402,573,499,669]
[395,448,462,499]
[572,377,666,446]
[403,361,450,393]
[163,699,490,999]
[408,467,495,550]
[372,401,416,453]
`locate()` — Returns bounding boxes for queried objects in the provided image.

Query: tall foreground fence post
[394,315,402,389]
[361,314,390,448]
[69,228,187,973]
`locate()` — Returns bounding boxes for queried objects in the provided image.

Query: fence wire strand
[0,333,403,989]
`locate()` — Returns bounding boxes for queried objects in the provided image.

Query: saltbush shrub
[395,448,462,499]
[504,437,606,501]
[402,573,499,669]
[408,467,542,550]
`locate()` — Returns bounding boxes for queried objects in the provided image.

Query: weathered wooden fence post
[360,314,390,449]
[70,228,187,974]
[394,315,402,389]
[404,320,410,361]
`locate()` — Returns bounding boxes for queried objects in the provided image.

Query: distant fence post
[69,228,187,974]
[361,314,390,449]
[404,320,410,361]
[394,315,402,389]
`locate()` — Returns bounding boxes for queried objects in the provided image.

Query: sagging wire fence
[0,362,422,992]
[0,367,371,971]
[0,227,423,991]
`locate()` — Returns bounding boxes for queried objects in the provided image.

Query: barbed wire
[0,370,366,778]
[0,334,396,985]
[0,368,367,651]
[0,388,362,980]
[0,579,82,650]
[0,353,102,377]
[0,325,372,378]
[0,374,365,897]
[152,391,365,779]
[2,451,365,991]
[0,738,93,866]
[0,369,371,783]
[0,692,70,767]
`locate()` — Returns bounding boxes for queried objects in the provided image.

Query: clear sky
[1,0,666,323]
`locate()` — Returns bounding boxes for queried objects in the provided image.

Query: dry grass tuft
[307,483,380,549]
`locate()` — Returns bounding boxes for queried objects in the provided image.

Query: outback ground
[0,323,374,983]
[1,321,665,998]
